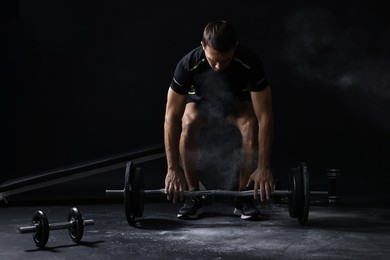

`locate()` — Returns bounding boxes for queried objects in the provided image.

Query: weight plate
[288,165,304,219]
[32,210,49,248]
[298,162,310,225]
[124,162,144,225]
[134,167,145,218]
[124,162,136,225]
[68,207,84,243]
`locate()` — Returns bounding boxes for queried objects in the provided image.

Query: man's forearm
[164,119,181,171]
[257,115,273,169]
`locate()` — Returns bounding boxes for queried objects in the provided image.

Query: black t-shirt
[170,45,269,100]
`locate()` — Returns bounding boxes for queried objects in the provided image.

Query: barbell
[18,207,95,248]
[105,161,331,226]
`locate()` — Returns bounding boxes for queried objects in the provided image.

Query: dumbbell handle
[19,219,95,234]
[106,189,328,197]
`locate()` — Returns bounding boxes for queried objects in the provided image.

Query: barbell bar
[106,161,315,226]
[106,188,328,197]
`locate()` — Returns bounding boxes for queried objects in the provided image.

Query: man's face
[202,42,236,72]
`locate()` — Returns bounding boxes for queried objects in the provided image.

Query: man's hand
[246,167,273,201]
[164,169,187,203]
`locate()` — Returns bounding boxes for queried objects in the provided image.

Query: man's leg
[227,101,260,219]
[227,101,258,189]
[179,102,207,190]
[177,102,207,219]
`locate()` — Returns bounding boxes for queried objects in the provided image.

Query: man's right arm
[164,87,188,203]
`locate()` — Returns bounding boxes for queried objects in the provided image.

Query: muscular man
[164,20,273,220]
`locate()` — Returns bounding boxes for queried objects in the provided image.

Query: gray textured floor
[1,199,390,260]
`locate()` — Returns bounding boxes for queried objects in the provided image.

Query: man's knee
[181,113,205,141]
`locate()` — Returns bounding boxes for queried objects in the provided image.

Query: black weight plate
[124,162,144,225]
[124,161,136,225]
[32,210,49,248]
[288,166,304,218]
[68,207,84,243]
[298,162,310,225]
[133,167,145,218]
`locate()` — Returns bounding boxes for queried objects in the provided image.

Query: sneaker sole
[233,208,258,220]
[177,208,204,219]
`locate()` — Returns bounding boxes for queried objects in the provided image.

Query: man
[164,20,273,220]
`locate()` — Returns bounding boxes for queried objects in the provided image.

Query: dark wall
[3,1,390,196]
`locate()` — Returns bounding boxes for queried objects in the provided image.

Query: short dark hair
[202,20,237,52]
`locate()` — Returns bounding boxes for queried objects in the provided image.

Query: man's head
[201,20,237,72]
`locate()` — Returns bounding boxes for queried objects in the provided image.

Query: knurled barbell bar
[18,207,95,248]
[106,161,331,226]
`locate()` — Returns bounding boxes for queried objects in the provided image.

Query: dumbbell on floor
[18,207,95,248]
[106,161,311,225]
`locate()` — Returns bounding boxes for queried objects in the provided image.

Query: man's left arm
[248,85,274,201]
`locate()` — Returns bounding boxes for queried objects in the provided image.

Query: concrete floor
[1,198,390,260]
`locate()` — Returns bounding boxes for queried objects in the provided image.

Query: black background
[2,1,389,201]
